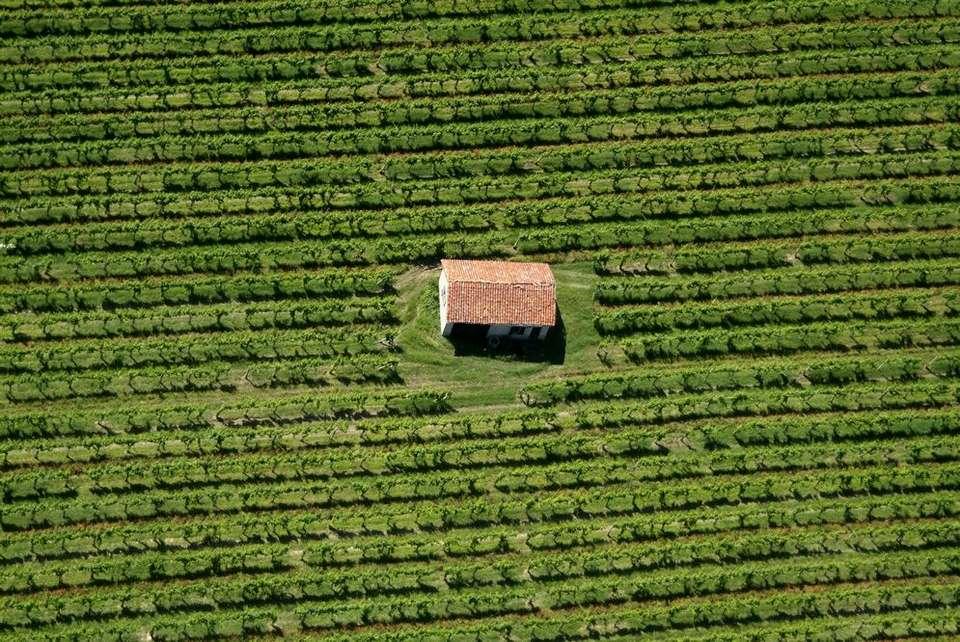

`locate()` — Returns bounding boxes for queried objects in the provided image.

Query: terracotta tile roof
[441,259,556,326]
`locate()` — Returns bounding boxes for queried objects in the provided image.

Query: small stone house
[439,259,556,343]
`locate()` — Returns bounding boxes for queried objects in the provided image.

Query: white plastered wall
[439,270,454,336]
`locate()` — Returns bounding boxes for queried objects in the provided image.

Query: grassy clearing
[395,261,601,409]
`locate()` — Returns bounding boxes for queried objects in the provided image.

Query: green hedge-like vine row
[4,20,956,92]
[0,299,397,343]
[605,318,960,363]
[6,93,958,171]
[595,259,960,305]
[8,70,957,148]
[594,231,960,276]
[3,45,955,119]
[0,326,395,374]
[0,354,401,404]
[5,124,952,202]
[0,389,451,440]
[520,349,960,406]
[27,547,960,639]
[8,178,959,255]
[596,289,960,334]
[2,520,957,630]
[0,268,393,312]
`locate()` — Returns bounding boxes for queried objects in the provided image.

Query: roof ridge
[441,259,555,285]
[445,276,555,283]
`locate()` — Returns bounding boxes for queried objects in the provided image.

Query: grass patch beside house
[395,261,601,408]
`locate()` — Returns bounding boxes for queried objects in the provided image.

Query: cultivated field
[1,0,960,640]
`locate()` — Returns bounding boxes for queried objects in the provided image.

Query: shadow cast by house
[444,306,566,364]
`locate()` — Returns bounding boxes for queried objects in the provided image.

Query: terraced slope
[1,0,960,640]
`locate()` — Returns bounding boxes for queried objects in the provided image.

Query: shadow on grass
[445,307,566,365]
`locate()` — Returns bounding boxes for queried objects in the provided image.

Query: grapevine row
[6,146,960,238]
[2,424,954,508]
[25,555,960,641]
[0,389,451,440]
[1,298,397,343]
[5,123,951,201]
[5,402,955,476]
[6,94,958,171]
[1,454,956,534]
[0,354,401,404]
[520,349,960,406]
[1,468,954,569]
[4,20,956,92]
[8,70,957,147]
[0,10,958,64]
[0,267,393,312]
[595,258,960,306]
[2,520,956,628]
[309,589,960,642]
[595,288,960,334]
[0,0,681,38]
[4,4,951,65]
[2,44,955,118]
[2,207,954,295]
[0,326,396,375]
[9,179,960,256]
[594,230,960,276]
[516,205,959,254]
[604,318,960,363]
